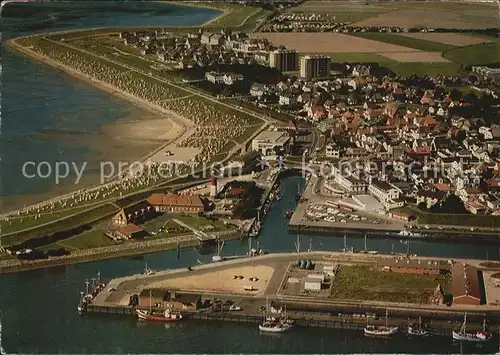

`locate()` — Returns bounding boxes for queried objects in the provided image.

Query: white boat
[259,300,294,333]
[212,240,224,262]
[452,313,491,342]
[143,263,154,275]
[408,317,430,337]
[259,321,293,333]
[364,310,398,337]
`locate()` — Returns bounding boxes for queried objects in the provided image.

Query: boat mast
[461,312,467,334]
[149,289,152,312]
[85,280,90,296]
[364,234,367,253]
[295,234,301,253]
[308,238,312,252]
[97,271,101,284]
[385,309,389,328]
[344,234,347,251]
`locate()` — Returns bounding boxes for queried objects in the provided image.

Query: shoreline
[158,1,230,26]
[2,38,195,217]
[0,231,240,275]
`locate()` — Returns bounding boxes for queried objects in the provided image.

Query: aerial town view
[1,0,500,353]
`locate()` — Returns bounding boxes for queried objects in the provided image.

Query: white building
[325,144,340,158]
[304,277,322,291]
[251,130,291,156]
[368,180,400,202]
[205,71,225,84]
[334,174,368,194]
[223,73,244,85]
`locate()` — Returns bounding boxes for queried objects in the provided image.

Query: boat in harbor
[136,308,183,322]
[77,272,105,314]
[259,319,293,333]
[398,230,424,238]
[212,239,224,262]
[364,310,398,337]
[408,316,430,337]
[136,289,182,322]
[259,300,294,333]
[452,313,491,342]
[142,263,154,275]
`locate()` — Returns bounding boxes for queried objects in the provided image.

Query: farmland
[291,1,499,29]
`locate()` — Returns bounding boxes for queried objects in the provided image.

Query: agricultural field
[395,32,493,47]
[291,1,499,29]
[331,265,451,304]
[252,32,420,53]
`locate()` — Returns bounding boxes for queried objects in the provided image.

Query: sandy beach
[2,38,196,214]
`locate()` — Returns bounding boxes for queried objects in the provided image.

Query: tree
[449,88,462,101]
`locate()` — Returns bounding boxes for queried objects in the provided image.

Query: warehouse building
[451,262,483,306]
[138,289,201,311]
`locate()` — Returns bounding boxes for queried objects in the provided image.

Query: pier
[80,251,500,332]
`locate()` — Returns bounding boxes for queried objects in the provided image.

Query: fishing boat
[259,320,293,333]
[142,263,154,275]
[136,290,182,322]
[259,301,294,333]
[212,239,224,262]
[364,310,398,337]
[408,316,430,337]
[452,314,491,342]
[136,309,183,322]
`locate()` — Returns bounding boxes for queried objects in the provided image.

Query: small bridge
[171,219,217,243]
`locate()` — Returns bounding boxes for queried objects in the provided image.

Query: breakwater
[287,223,500,245]
[0,230,240,275]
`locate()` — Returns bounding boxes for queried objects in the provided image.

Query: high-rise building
[299,55,331,80]
[269,50,298,72]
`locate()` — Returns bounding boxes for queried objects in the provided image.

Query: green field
[1,205,93,235]
[444,42,500,65]
[42,230,117,251]
[2,203,120,247]
[349,33,456,52]
[417,212,500,229]
[331,265,451,304]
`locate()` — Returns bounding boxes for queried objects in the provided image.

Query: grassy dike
[0,231,241,275]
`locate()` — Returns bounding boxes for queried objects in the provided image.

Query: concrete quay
[287,176,500,244]
[86,251,500,329]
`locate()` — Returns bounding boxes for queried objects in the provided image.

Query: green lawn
[1,205,92,235]
[444,42,500,66]
[385,62,463,77]
[2,203,120,247]
[331,265,451,304]
[417,213,500,229]
[54,230,116,251]
[349,32,456,52]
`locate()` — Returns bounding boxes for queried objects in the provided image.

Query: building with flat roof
[304,277,322,291]
[251,130,291,156]
[269,49,298,72]
[300,55,331,80]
